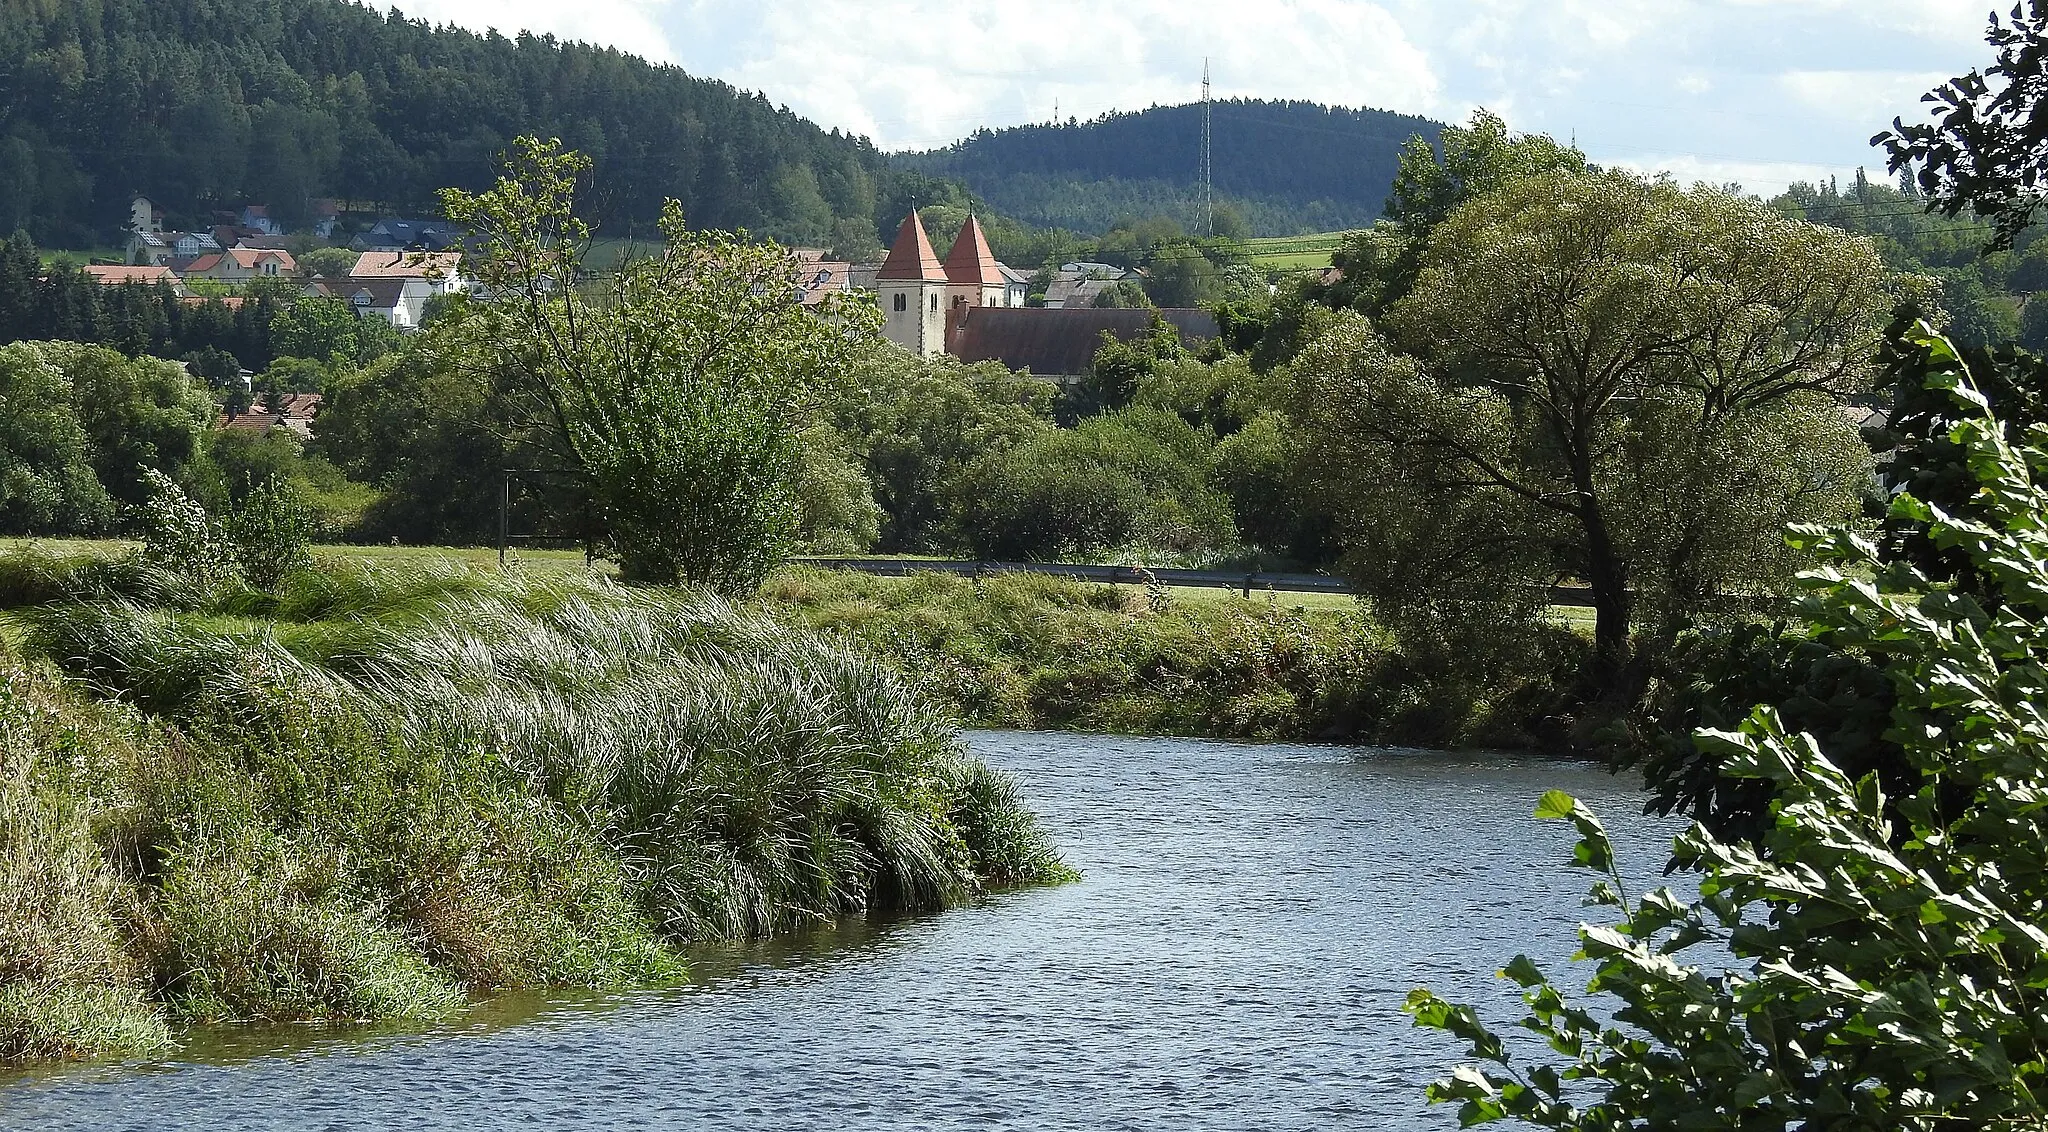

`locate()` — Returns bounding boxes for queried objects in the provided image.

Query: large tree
[442,138,881,590]
[1298,169,1894,696]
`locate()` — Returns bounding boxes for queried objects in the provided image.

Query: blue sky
[387,0,1998,197]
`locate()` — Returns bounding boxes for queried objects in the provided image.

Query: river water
[0,731,1679,1131]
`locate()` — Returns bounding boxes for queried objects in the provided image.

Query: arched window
[893,293,907,312]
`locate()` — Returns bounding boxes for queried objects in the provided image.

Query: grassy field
[1243,231,1350,273]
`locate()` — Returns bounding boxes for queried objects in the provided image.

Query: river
[0,731,1679,1130]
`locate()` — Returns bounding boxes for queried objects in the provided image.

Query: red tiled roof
[943,215,1004,287]
[82,265,175,285]
[948,308,1219,378]
[350,250,460,279]
[225,247,295,271]
[876,212,946,282]
[186,253,224,273]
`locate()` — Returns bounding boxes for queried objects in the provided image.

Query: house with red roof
[185,247,296,283]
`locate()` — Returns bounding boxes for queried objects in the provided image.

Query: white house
[129,196,164,235]
[345,276,435,330]
[240,205,282,237]
[185,247,297,283]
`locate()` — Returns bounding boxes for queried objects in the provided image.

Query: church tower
[876,211,949,357]
[943,215,1009,315]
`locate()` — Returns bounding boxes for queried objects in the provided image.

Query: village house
[184,247,297,283]
[326,276,435,330]
[349,250,466,295]
[219,392,322,440]
[80,264,185,292]
[352,219,462,253]
[129,196,165,235]
[948,307,1219,384]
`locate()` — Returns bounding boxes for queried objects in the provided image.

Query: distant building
[240,205,282,237]
[338,276,435,330]
[352,219,463,253]
[794,259,855,307]
[220,392,322,439]
[875,211,1025,357]
[349,250,466,295]
[185,247,296,283]
[81,264,181,289]
[129,196,165,236]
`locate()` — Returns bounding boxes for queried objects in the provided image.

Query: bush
[1409,326,2048,1128]
[222,474,315,589]
[950,408,1237,562]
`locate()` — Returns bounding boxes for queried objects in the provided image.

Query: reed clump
[0,556,1068,1064]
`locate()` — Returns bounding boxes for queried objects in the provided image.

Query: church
[875,210,1024,357]
[873,209,1220,382]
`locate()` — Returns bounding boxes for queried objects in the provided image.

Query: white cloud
[1602,153,1857,199]
[382,0,2001,201]
[693,1,1441,150]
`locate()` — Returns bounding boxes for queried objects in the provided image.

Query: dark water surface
[0,731,1679,1131]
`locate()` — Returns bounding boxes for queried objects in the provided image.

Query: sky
[383,0,2000,198]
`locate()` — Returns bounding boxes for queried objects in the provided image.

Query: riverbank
[763,565,1580,748]
[0,551,1068,1065]
[0,731,1678,1131]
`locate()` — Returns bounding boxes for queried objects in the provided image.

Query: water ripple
[0,731,1676,1131]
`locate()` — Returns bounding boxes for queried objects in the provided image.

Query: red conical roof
[877,211,946,282]
[943,215,1004,286]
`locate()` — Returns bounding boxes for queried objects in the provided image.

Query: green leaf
[1535,790,1578,820]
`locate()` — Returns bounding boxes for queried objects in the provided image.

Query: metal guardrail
[794,558,1600,606]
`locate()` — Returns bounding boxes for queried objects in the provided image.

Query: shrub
[1408,326,2048,1128]
[133,468,236,589]
[950,408,1237,562]
[223,474,315,589]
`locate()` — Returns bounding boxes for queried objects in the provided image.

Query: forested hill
[0,0,905,249]
[896,100,1444,237]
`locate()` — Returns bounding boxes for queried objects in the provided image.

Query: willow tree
[1298,169,1897,697]
[442,138,881,590]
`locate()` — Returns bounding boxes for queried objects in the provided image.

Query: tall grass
[0,557,1068,1063]
[761,566,1581,747]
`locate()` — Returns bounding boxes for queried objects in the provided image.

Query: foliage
[268,297,397,367]
[221,474,315,589]
[897,99,1444,237]
[0,0,918,249]
[1877,1,2048,247]
[132,468,236,589]
[764,565,1581,748]
[950,407,1237,563]
[0,555,1069,1062]
[1300,170,1892,696]
[1316,110,1589,315]
[1409,325,2048,1129]
[1085,315,1189,414]
[443,138,882,591]
[39,342,214,508]
[0,234,281,370]
[0,343,115,535]
[821,346,1054,554]
[793,427,883,555]
[207,429,377,538]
